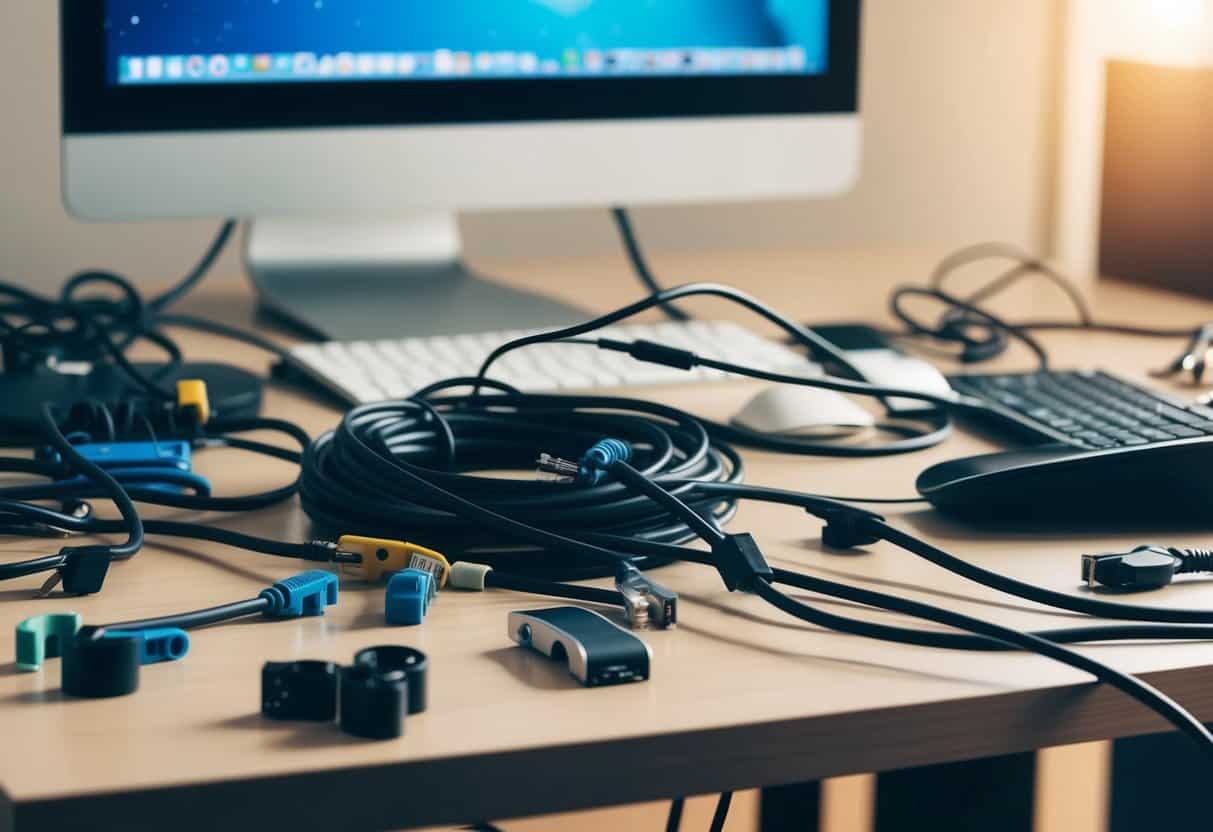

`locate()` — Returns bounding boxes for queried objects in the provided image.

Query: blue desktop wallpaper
[105,0,829,81]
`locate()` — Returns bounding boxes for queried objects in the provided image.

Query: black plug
[57,546,113,595]
[712,533,773,592]
[818,508,883,550]
[1081,545,1180,591]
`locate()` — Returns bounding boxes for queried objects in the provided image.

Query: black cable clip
[337,646,429,740]
[261,660,339,721]
[353,646,428,716]
[339,667,408,741]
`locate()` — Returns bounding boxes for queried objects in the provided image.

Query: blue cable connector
[385,568,436,626]
[260,570,340,618]
[536,438,633,486]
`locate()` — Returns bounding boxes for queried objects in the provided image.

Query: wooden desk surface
[4,246,1213,831]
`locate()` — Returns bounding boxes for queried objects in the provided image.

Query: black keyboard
[947,369,1213,449]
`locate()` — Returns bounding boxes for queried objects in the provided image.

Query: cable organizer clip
[385,569,436,626]
[112,627,190,665]
[15,612,81,672]
[338,535,450,585]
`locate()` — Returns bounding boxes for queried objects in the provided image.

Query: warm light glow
[1099,0,1213,66]
[1150,0,1208,29]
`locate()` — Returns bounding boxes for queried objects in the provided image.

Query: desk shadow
[673,619,1013,691]
[483,646,581,691]
[1,688,66,705]
[0,661,23,677]
[210,711,365,749]
[0,587,40,603]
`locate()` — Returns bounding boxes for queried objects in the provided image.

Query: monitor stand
[245,215,591,341]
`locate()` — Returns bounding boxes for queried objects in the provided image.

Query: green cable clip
[16,612,82,672]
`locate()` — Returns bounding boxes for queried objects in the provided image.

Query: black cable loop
[300,394,741,579]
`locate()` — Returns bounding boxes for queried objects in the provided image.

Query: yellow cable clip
[175,379,211,425]
[337,535,451,585]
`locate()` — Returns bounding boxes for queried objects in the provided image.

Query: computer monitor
[60,1,862,339]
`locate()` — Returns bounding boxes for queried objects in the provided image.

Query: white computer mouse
[731,385,876,437]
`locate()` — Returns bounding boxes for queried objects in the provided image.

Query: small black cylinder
[262,660,338,721]
[62,627,139,699]
[339,665,406,740]
[354,645,428,715]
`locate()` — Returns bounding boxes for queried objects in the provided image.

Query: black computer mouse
[916,437,1213,526]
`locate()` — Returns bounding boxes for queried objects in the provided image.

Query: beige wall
[0,1,1060,290]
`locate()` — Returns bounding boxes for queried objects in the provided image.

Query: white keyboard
[288,320,821,405]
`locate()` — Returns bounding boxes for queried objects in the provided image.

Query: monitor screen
[104,1,830,86]
[63,0,859,134]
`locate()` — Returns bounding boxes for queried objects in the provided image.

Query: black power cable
[103,597,270,632]
[147,220,238,312]
[466,283,1005,457]
[610,207,691,322]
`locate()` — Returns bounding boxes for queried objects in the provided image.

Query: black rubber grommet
[261,660,338,721]
[354,645,428,715]
[62,626,139,699]
[339,665,407,740]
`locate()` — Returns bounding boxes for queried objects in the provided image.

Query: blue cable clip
[15,612,82,672]
[260,570,340,618]
[104,627,191,665]
[49,441,211,495]
[385,568,436,626]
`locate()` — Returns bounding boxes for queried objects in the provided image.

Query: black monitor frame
[62,0,861,135]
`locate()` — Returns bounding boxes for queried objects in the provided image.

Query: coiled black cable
[301,389,742,580]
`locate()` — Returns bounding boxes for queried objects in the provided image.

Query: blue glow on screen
[105,1,830,85]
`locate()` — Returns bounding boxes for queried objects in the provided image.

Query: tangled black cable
[888,241,1208,370]
[469,281,980,457]
[0,220,238,398]
[0,396,314,590]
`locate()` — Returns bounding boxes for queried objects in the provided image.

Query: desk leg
[760,781,822,832]
[1109,732,1202,831]
[873,752,1036,832]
